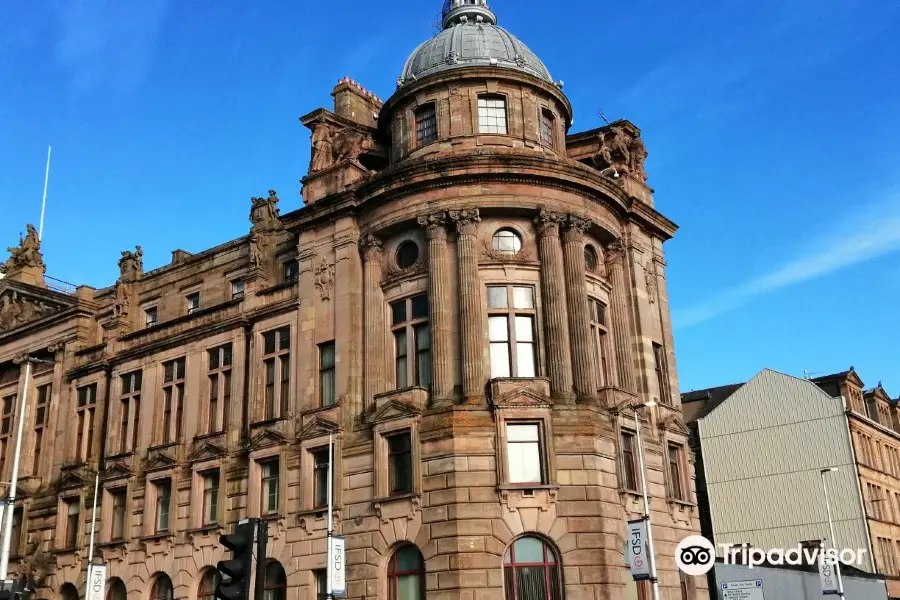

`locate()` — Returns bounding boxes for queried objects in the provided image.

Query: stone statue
[118,246,144,281]
[113,280,130,317]
[18,542,52,589]
[0,293,24,331]
[0,224,45,274]
[310,122,335,172]
[333,130,375,164]
[250,190,281,228]
[592,126,633,176]
[629,135,648,182]
[249,233,264,268]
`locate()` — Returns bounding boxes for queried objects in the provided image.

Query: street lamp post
[0,355,55,582]
[821,467,845,598]
[632,400,660,600]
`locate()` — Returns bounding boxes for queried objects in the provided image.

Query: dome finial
[441,0,496,29]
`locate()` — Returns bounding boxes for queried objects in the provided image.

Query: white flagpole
[39,145,51,241]
[326,433,334,600]
[87,472,100,562]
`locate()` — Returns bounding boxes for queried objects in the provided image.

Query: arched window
[387,544,425,600]
[150,573,174,600]
[503,536,563,600]
[584,245,599,273]
[106,578,127,600]
[59,583,79,600]
[492,229,522,255]
[264,560,287,600]
[199,568,221,600]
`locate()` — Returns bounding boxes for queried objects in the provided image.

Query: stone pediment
[59,471,88,491]
[370,399,422,425]
[658,413,690,436]
[144,450,178,473]
[0,281,74,334]
[248,428,287,451]
[490,387,553,410]
[296,417,340,442]
[102,461,133,482]
[187,441,227,464]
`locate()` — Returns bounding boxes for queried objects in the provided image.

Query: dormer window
[415,103,437,145]
[478,96,507,134]
[540,109,555,148]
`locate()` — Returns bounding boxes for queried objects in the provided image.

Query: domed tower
[296,1,702,599]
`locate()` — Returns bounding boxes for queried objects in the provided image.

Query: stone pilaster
[562,215,594,400]
[417,213,453,405]
[605,238,636,392]
[535,208,574,402]
[360,234,386,411]
[449,208,484,402]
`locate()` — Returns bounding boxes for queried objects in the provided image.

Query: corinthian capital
[604,238,627,266]
[534,207,566,238]
[448,208,481,236]
[359,233,384,263]
[562,215,591,243]
[417,212,449,240]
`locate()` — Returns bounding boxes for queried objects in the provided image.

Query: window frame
[588,297,611,389]
[540,108,555,148]
[312,446,331,510]
[282,259,299,284]
[262,326,291,421]
[620,429,639,492]
[387,431,414,496]
[667,442,686,501]
[504,422,547,485]
[207,343,233,434]
[502,535,564,600]
[653,342,672,405]
[258,457,281,517]
[161,357,186,445]
[373,420,422,501]
[153,478,173,535]
[477,94,508,135]
[0,393,14,476]
[414,102,438,146]
[387,544,426,600]
[231,279,245,300]
[199,569,221,600]
[75,383,98,463]
[61,496,81,550]
[108,487,128,542]
[32,382,51,474]
[118,370,142,454]
[145,306,159,327]
[319,341,336,407]
[186,292,201,314]
[389,294,430,390]
[263,560,287,600]
[487,284,538,379]
[201,469,221,526]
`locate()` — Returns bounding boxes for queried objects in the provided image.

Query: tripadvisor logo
[674,535,868,576]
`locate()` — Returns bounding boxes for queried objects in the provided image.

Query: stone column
[449,208,484,402]
[605,238,636,392]
[417,213,453,405]
[360,234,386,409]
[562,215,594,400]
[535,208,574,402]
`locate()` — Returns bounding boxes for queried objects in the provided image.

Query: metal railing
[45,275,77,294]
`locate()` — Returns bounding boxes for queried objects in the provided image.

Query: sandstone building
[0,1,703,599]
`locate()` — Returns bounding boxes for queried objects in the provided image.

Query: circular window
[396,241,419,269]
[492,229,522,255]
[584,245,599,272]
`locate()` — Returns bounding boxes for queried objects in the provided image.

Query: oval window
[396,241,420,269]
[584,245,599,272]
[492,229,522,255]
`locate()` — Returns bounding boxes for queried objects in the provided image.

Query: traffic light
[215,520,256,600]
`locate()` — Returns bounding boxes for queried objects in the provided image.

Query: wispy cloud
[54,0,173,95]
[673,191,900,329]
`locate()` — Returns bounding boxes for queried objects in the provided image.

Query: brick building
[0,1,703,599]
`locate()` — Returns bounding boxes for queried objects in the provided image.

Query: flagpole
[87,472,100,562]
[326,433,334,600]
[39,146,51,241]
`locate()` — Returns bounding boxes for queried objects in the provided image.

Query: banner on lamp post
[627,518,652,581]
[819,552,840,595]
[86,564,107,600]
[328,535,346,597]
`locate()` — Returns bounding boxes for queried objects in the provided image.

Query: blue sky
[2,0,898,394]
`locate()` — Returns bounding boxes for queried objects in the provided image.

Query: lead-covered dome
[398,0,553,87]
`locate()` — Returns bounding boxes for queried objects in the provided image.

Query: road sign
[721,580,764,600]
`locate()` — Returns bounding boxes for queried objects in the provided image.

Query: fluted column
[562,215,594,400]
[360,234,386,409]
[449,208,484,402]
[535,208,574,402]
[418,212,453,405]
[605,238,636,392]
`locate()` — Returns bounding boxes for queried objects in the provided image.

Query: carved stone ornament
[359,233,384,263]
[117,245,143,282]
[591,125,650,182]
[604,238,627,267]
[0,224,45,275]
[417,212,448,239]
[448,208,481,236]
[534,207,566,237]
[562,215,591,243]
[449,85,460,95]
[383,255,427,282]
[310,121,376,173]
[250,190,281,229]
[481,239,535,263]
[248,232,266,269]
[309,122,335,172]
[643,259,658,304]
[315,259,336,300]
[0,291,60,332]
[17,542,52,589]
[629,135,649,182]
[112,280,131,318]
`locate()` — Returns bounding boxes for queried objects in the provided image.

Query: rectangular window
[487,285,537,378]
[145,306,158,327]
[588,298,610,388]
[33,383,51,473]
[506,423,544,484]
[207,344,233,433]
[0,394,13,476]
[387,432,412,495]
[261,460,280,516]
[315,570,327,600]
[653,343,672,405]
[540,109,555,147]
[283,260,299,283]
[390,294,430,390]
[262,327,290,420]
[415,103,437,145]
[162,358,186,444]
[76,384,97,462]
[668,443,685,501]
[155,480,171,533]
[64,498,80,549]
[478,96,508,134]
[111,489,127,541]
[313,447,330,509]
[120,371,142,454]
[203,471,220,526]
[621,431,638,491]
[187,292,201,314]
[319,342,336,407]
[231,279,245,300]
